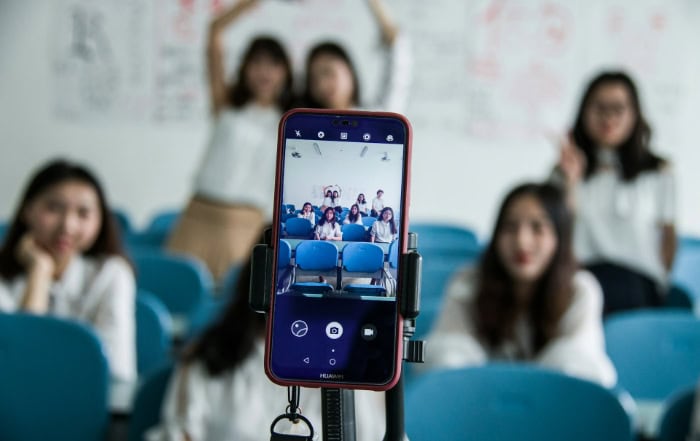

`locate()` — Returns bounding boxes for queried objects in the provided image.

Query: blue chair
[604,309,700,401]
[341,223,366,242]
[341,242,387,295]
[126,209,181,252]
[671,240,700,308]
[136,290,174,377]
[657,387,696,441]
[276,239,293,294]
[291,240,338,293]
[127,364,175,441]
[132,251,215,338]
[405,364,634,441]
[408,223,483,339]
[362,216,377,228]
[285,217,314,239]
[0,313,110,441]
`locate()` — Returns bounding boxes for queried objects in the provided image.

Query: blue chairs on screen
[132,251,214,338]
[285,217,314,239]
[657,387,696,441]
[341,223,367,241]
[127,364,175,441]
[405,364,634,441]
[290,240,338,293]
[362,216,377,228]
[0,313,110,441]
[341,242,387,295]
[276,239,293,293]
[136,290,174,377]
[604,309,700,401]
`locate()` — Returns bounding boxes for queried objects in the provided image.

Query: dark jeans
[585,262,664,318]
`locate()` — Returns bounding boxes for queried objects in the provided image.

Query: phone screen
[266,109,411,389]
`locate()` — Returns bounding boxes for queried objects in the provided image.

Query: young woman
[146,253,385,441]
[370,207,396,243]
[423,183,616,387]
[300,0,411,112]
[356,193,369,216]
[167,0,295,280]
[297,202,316,227]
[0,159,136,382]
[343,204,363,225]
[332,190,343,213]
[556,71,676,316]
[315,207,342,241]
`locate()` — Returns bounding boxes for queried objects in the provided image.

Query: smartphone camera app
[267,110,411,389]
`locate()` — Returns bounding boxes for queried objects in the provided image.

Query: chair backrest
[604,309,700,400]
[340,223,366,241]
[405,364,634,441]
[409,222,481,254]
[388,240,399,269]
[127,364,175,441]
[671,242,700,308]
[136,290,174,376]
[112,208,134,237]
[342,242,384,272]
[362,216,377,228]
[278,239,292,268]
[147,209,181,234]
[657,387,696,441]
[294,240,338,271]
[285,217,314,238]
[132,251,214,337]
[0,313,110,441]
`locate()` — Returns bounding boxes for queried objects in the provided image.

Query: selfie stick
[250,230,424,441]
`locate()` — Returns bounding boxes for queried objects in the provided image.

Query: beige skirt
[166,196,265,281]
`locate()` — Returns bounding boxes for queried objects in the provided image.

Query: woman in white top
[147,256,385,441]
[300,0,411,113]
[423,183,617,388]
[356,193,369,216]
[315,207,342,241]
[167,0,295,280]
[370,207,397,244]
[297,202,316,227]
[557,71,677,316]
[0,159,136,383]
[343,204,364,225]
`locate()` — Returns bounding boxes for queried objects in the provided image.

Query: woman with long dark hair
[300,0,411,111]
[370,207,396,243]
[0,159,136,382]
[557,70,677,315]
[424,183,616,387]
[314,207,342,241]
[167,0,295,280]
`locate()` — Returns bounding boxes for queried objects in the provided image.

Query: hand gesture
[558,133,586,188]
[16,234,54,275]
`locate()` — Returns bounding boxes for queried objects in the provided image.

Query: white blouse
[316,222,342,240]
[574,165,676,287]
[370,221,395,243]
[423,269,617,388]
[147,342,386,441]
[193,104,281,220]
[0,255,137,382]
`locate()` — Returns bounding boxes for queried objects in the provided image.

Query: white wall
[1,0,699,241]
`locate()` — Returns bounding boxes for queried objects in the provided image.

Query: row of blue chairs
[280,240,393,295]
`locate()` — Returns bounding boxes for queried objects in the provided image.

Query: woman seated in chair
[0,159,136,383]
[315,207,342,241]
[370,207,397,243]
[297,202,316,226]
[423,182,616,387]
[147,251,385,441]
[343,204,363,225]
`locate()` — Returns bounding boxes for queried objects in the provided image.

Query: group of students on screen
[1,0,695,438]
[304,205,397,243]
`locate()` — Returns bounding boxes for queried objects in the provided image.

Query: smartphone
[265,108,412,390]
